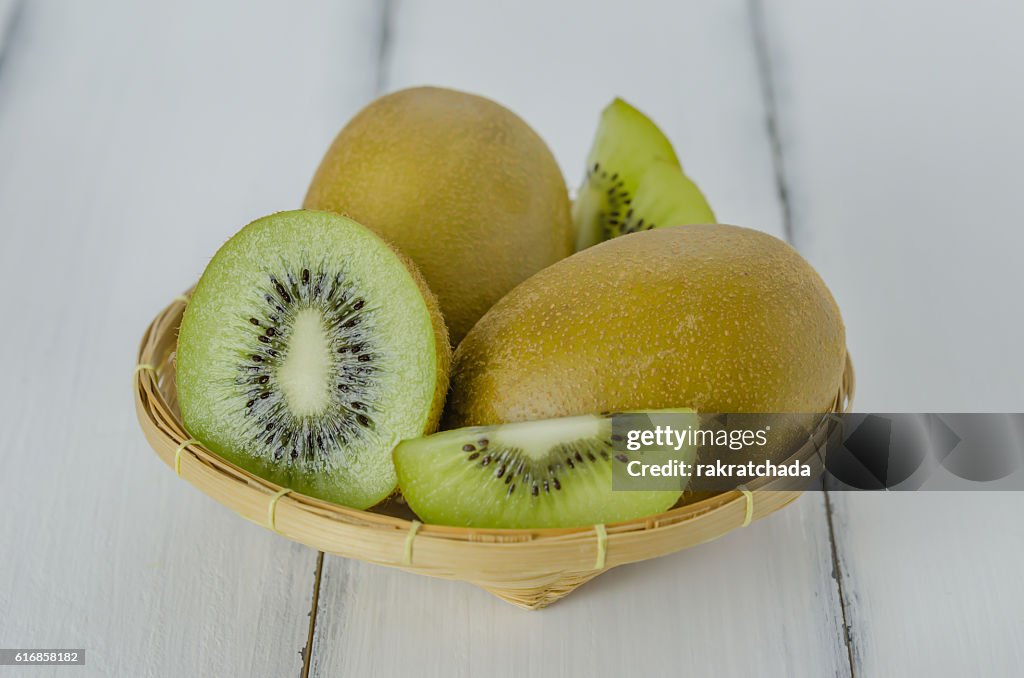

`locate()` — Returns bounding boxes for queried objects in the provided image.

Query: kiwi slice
[176,210,450,510]
[394,411,692,529]
[572,98,715,250]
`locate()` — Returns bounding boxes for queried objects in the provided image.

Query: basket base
[479,571,605,610]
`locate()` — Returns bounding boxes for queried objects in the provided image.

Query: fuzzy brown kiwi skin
[443,224,846,429]
[304,86,574,345]
[387,243,451,435]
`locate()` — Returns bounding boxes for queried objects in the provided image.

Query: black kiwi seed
[273,279,292,304]
[231,265,381,471]
[462,444,476,452]
[467,452,480,461]
[531,484,539,496]
[507,484,515,496]
[553,478,561,490]
[495,465,505,478]
[615,454,629,463]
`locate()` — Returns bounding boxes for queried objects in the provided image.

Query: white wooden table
[1,1,1022,676]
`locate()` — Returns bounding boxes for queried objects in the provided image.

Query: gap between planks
[748,0,856,675]
[0,0,27,81]
[301,2,396,675]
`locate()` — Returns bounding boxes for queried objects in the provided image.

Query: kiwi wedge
[176,210,450,510]
[394,411,691,529]
[572,98,715,250]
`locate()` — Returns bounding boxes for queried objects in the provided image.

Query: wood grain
[309,2,852,675]
[0,1,379,675]
[760,0,1024,674]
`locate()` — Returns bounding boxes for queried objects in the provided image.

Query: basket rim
[134,291,854,601]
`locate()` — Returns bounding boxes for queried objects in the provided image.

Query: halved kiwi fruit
[394,411,692,529]
[176,210,450,509]
[572,98,715,250]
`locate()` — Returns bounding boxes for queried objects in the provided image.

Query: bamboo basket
[135,293,855,610]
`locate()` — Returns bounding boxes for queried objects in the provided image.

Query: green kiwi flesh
[176,210,448,509]
[394,411,693,529]
[572,98,715,250]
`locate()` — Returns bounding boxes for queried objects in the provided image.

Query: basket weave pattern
[135,295,855,609]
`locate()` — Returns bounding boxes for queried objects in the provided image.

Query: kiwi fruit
[573,98,715,250]
[176,210,450,509]
[444,224,846,428]
[394,411,691,529]
[304,86,574,344]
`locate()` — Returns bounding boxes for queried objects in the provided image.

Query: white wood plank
[0,0,379,675]
[310,2,851,676]
[760,1,1024,674]
[383,0,787,241]
[312,494,849,678]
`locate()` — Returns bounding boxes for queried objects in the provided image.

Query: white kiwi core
[276,308,333,416]
[491,414,606,461]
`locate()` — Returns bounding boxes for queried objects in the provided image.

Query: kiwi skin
[385,244,451,434]
[304,86,574,344]
[444,224,846,428]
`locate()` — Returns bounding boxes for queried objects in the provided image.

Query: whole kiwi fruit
[444,224,846,427]
[304,86,574,344]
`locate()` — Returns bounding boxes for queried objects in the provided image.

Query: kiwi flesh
[394,411,691,529]
[572,98,715,250]
[176,210,450,509]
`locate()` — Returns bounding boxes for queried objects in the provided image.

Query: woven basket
[135,293,855,610]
